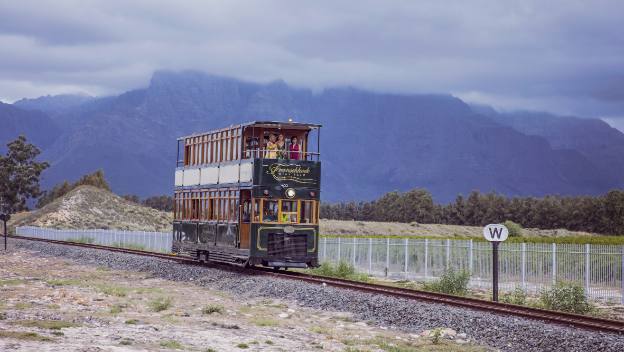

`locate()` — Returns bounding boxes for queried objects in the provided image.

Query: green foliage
[202,304,224,315]
[142,195,174,211]
[503,220,523,237]
[0,135,49,212]
[539,282,594,314]
[321,189,624,236]
[67,236,96,244]
[111,242,147,251]
[309,261,369,282]
[236,343,249,349]
[149,297,173,312]
[37,169,110,208]
[422,269,470,296]
[160,340,184,349]
[431,328,442,344]
[501,287,527,305]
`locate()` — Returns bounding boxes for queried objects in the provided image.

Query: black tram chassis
[172,221,319,268]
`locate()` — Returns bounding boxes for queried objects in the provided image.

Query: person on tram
[289,136,301,160]
[265,133,278,159]
[276,133,287,159]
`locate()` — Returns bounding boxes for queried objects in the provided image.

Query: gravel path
[11,238,624,352]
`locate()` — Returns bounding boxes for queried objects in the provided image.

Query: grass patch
[14,302,33,310]
[501,287,527,305]
[0,331,53,341]
[0,278,25,286]
[202,304,224,315]
[46,278,81,286]
[236,343,249,349]
[251,317,279,327]
[149,297,173,312]
[125,319,139,324]
[13,319,79,330]
[94,284,130,297]
[67,236,95,244]
[422,269,470,296]
[111,242,147,251]
[110,304,125,314]
[160,340,184,349]
[309,261,369,282]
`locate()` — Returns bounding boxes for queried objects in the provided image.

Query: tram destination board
[255,160,321,189]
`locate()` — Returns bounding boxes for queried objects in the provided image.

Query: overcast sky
[0,0,623,123]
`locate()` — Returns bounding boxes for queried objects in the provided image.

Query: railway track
[10,234,624,334]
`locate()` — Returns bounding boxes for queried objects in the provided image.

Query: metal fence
[319,237,624,303]
[14,226,624,302]
[16,226,171,253]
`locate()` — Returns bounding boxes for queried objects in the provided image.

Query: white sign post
[483,224,509,302]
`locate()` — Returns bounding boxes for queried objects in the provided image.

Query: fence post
[352,237,357,266]
[368,238,372,274]
[621,246,624,305]
[322,237,327,260]
[445,239,450,269]
[404,238,409,275]
[385,238,390,277]
[337,237,341,262]
[468,240,473,275]
[424,239,429,279]
[552,243,557,285]
[521,243,526,290]
[585,243,590,297]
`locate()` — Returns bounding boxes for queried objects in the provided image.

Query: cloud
[0,0,622,119]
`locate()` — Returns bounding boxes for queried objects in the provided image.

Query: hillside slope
[11,186,172,232]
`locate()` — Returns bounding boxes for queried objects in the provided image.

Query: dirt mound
[11,185,172,232]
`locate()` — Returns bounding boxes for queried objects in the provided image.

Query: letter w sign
[483,224,509,242]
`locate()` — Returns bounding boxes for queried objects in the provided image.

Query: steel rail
[10,235,624,334]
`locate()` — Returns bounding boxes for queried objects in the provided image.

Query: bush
[501,287,527,305]
[149,297,172,312]
[309,261,369,282]
[422,269,470,296]
[539,282,593,314]
[202,304,224,315]
[503,220,523,237]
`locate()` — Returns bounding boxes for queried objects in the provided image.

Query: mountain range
[2,70,624,203]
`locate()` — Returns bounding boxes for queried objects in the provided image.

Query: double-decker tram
[172,121,321,268]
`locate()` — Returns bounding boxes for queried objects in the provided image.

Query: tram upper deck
[174,121,321,190]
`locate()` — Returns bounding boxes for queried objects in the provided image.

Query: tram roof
[177,121,322,140]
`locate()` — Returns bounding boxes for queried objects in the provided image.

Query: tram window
[263,200,278,222]
[300,200,315,224]
[281,200,298,223]
[252,199,261,222]
[242,200,251,222]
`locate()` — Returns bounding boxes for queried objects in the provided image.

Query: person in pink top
[289,136,301,160]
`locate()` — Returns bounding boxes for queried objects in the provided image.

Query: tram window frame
[280,200,298,223]
[300,200,317,224]
[262,199,279,223]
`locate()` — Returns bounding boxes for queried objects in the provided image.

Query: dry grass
[320,219,599,239]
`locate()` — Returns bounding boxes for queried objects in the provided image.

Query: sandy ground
[0,249,489,352]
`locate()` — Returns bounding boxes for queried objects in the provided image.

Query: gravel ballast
[11,238,624,352]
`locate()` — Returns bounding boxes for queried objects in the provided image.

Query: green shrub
[160,340,184,349]
[422,269,470,296]
[501,287,527,305]
[67,237,95,244]
[202,304,224,315]
[309,261,369,282]
[149,297,172,312]
[503,220,523,237]
[539,282,593,314]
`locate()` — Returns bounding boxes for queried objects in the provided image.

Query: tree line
[320,189,624,235]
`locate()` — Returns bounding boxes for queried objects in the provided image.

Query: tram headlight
[285,188,296,199]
